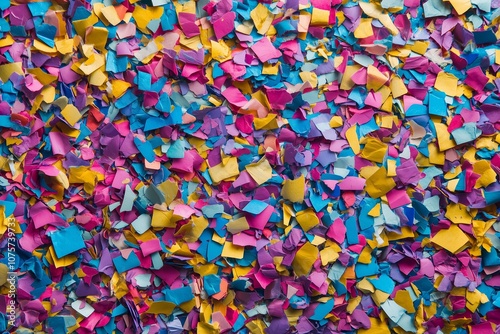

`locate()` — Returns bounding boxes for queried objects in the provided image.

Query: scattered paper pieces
[3,0,500,332]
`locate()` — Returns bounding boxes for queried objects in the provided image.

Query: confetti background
[1,0,500,332]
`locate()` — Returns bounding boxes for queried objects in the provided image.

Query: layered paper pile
[1,0,500,333]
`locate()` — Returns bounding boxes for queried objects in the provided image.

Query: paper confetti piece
[50,226,86,259]
[281,175,305,203]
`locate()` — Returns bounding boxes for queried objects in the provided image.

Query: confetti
[0,0,500,332]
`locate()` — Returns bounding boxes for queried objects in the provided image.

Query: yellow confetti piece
[284,308,302,325]
[250,4,273,35]
[372,290,390,305]
[358,2,398,35]
[320,247,339,266]
[212,234,225,244]
[444,166,462,180]
[73,14,99,37]
[387,159,397,177]
[199,319,219,334]
[281,175,305,203]
[394,290,416,313]
[0,34,14,48]
[211,40,232,62]
[146,301,176,315]
[193,264,219,276]
[380,94,394,112]
[61,104,82,127]
[434,122,456,151]
[133,6,163,34]
[110,272,129,299]
[340,65,361,90]
[434,72,458,96]
[111,80,132,98]
[311,8,330,26]
[262,62,280,75]
[48,246,78,268]
[80,54,105,75]
[296,208,319,232]
[367,65,389,91]
[431,224,469,253]
[68,166,104,194]
[0,62,23,83]
[226,217,250,234]
[86,27,109,51]
[89,70,107,86]
[5,137,21,146]
[445,203,473,224]
[253,114,278,130]
[221,242,245,259]
[157,179,179,205]
[55,170,70,189]
[428,142,445,165]
[411,41,429,54]
[476,137,498,151]
[354,18,374,39]
[151,209,175,228]
[346,296,362,314]
[447,0,471,15]
[233,266,253,278]
[357,278,375,294]
[27,68,58,85]
[42,86,56,104]
[358,246,372,264]
[345,125,360,154]
[365,167,396,198]
[299,71,318,88]
[466,289,482,312]
[245,319,266,334]
[368,203,381,217]
[472,219,495,247]
[473,160,497,188]
[208,157,239,183]
[446,179,459,192]
[390,76,408,98]
[100,6,122,26]
[0,263,7,286]
[175,216,208,243]
[236,21,254,35]
[330,116,343,127]
[360,137,388,163]
[246,157,273,185]
[292,242,318,276]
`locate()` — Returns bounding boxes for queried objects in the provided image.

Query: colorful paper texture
[1,0,500,332]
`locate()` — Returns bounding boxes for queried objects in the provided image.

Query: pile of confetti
[1,0,500,332]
